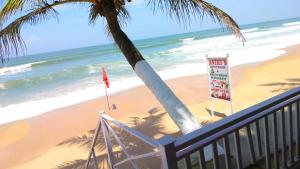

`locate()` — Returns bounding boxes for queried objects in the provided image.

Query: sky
[18,0,300,55]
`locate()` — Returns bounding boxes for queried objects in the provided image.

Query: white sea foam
[168,24,300,69]
[0,83,5,90]
[0,61,45,76]
[159,63,207,80]
[283,21,300,26]
[0,76,145,124]
[241,27,259,33]
[180,38,196,44]
[0,64,32,76]
[87,65,99,74]
[0,64,208,125]
[1,21,300,125]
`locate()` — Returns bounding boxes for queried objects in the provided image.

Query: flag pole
[104,85,111,111]
[206,55,214,117]
[102,66,111,111]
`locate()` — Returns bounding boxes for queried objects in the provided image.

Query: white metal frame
[85,111,164,169]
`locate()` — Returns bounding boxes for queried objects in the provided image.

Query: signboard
[207,57,231,101]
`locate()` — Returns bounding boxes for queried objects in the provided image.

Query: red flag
[102,67,109,88]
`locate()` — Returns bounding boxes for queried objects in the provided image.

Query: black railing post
[159,135,178,169]
[161,87,300,169]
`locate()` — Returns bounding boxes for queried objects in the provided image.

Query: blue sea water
[1,17,300,124]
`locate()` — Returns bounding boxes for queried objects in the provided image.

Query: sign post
[206,55,234,116]
[226,54,234,115]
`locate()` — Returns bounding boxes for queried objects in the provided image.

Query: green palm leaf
[88,2,130,26]
[0,0,43,24]
[147,0,245,41]
[0,0,245,63]
[0,0,92,62]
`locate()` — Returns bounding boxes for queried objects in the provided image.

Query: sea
[1,17,300,125]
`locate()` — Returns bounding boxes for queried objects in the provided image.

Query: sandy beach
[0,44,300,169]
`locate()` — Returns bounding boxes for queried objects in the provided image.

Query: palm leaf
[89,1,130,26]
[0,0,43,24]
[195,1,245,41]
[147,0,245,41]
[89,3,102,25]
[0,0,92,62]
[117,4,130,24]
[1,0,245,63]
[0,2,57,62]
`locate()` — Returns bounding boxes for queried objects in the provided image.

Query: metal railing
[161,86,300,169]
[85,112,163,169]
[86,86,300,169]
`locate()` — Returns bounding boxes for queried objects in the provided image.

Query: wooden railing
[160,86,300,169]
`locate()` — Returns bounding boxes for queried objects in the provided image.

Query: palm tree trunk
[99,0,201,134]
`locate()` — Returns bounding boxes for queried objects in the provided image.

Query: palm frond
[117,4,130,24]
[0,2,57,62]
[147,0,245,42]
[196,0,245,42]
[88,3,102,25]
[88,2,130,26]
[0,0,92,63]
[0,0,43,24]
[113,0,132,21]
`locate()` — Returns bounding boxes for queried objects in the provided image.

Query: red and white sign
[207,57,231,101]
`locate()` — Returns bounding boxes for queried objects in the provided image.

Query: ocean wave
[0,83,5,90]
[87,65,100,74]
[0,63,32,76]
[0,62,211,125]
[241,27,259,33]
[180,37,195,42]
[244,25,300,40]
[165,23,300,70]
[0,76,144,125]
[283,21,300,26]
[0,61,46,76]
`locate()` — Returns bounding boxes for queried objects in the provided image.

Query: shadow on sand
[205,108,228,118]
[53,110,181,169]
[54,105,232,169]
[259,78,300,93]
